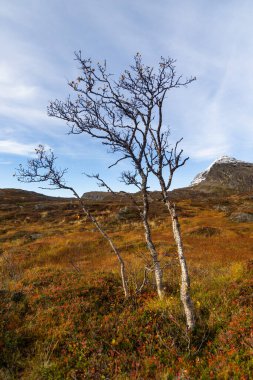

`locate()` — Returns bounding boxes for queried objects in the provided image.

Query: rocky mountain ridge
[190,155,253,193]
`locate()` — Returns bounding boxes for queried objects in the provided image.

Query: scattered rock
[213,205,230,212]
[82,191,111,201]
[230,212,253,223]
[29,233,43,241]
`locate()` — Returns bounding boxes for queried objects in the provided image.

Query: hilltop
[190,156,253,193]
[0,188,68,203]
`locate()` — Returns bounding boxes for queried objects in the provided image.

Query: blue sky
[0,0,253,196]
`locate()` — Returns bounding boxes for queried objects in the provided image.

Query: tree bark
[165,200,195,330]
[141,181,164,299]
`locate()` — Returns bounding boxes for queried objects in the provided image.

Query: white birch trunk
[166,201,195,330]
[141,183,164,299]
[143,219,164,299]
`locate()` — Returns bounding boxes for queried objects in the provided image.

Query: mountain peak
[190,156,253,191]
[212,155,243,165]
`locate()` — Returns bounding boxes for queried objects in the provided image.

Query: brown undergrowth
[0,191,252,379]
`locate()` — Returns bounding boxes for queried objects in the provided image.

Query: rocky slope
[190,156,253,193]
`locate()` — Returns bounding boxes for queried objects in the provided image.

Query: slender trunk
[83,207,129,299]
[165,199,195,330]
[142,216,164,299]
[141,182,164,299]
[73,192,129,298]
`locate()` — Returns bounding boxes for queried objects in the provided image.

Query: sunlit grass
[0,193,252,378]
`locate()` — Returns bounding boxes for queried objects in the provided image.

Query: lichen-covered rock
[230,212,253,223]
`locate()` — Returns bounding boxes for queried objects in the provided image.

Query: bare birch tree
[47,52,196,328]
[15,145,129,298]
[144,137,195,330]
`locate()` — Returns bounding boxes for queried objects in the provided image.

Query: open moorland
[0,188,252,379]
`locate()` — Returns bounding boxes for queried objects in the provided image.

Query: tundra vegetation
[0,188,252,379]
[0,55,252,379]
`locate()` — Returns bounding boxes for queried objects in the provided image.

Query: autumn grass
[0,194,252,379]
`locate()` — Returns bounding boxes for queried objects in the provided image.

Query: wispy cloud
[0,0,252,194]
[0,140,40,156]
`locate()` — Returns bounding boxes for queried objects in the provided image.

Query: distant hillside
[2,156,252,205]
[0,188,68,203]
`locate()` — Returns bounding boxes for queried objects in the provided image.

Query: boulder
[230,212,253,223]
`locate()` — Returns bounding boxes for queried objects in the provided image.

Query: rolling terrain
[0,158,252,379]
